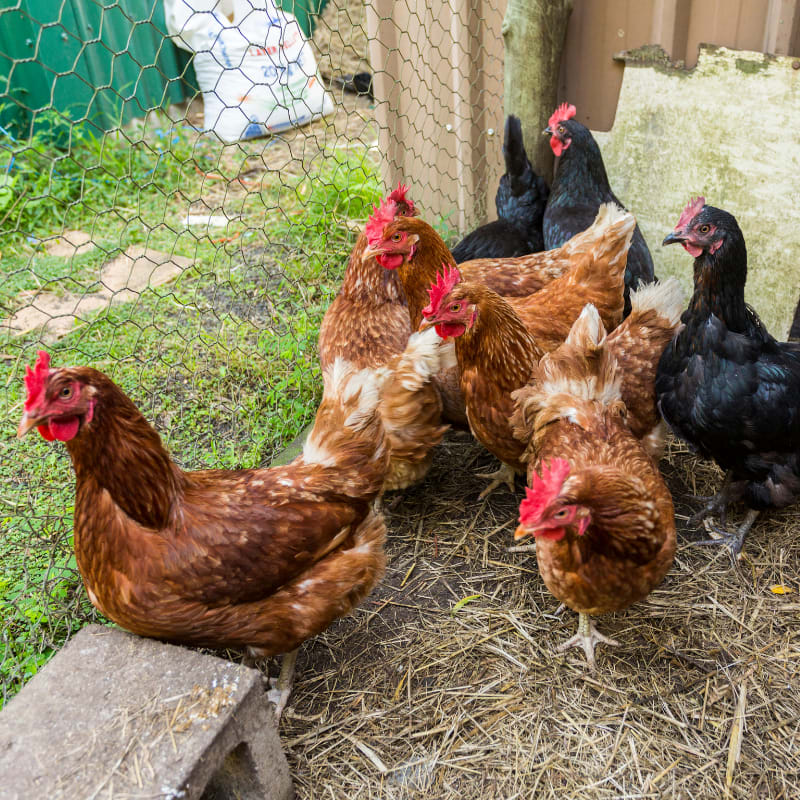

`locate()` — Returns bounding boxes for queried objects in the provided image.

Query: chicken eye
[449,303,461,313]
[553,508,569,519]
[558,125,565,134]
[699,224,710,234]
[59,386,73,399]
[391,232,403,243]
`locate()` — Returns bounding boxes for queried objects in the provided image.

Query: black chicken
[542,103,654,315]
[656,197,800,558]
[451,115,549,263]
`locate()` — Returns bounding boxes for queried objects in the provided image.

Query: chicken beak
[513,524,530,541]
[417,317,436,333]
[543,126,553,135]
[361,245,382,261]
[662,230,686,247]
[17,412,40,438]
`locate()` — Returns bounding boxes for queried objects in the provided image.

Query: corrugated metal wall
[368,0,800,229]
[563,0,800,130]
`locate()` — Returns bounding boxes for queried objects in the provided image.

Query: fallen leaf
[451,594,481,613]
[769,584,795,595]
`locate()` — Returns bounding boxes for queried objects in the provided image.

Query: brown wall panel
[367,0,799,230]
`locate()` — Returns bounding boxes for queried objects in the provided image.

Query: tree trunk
[503,0,574,181]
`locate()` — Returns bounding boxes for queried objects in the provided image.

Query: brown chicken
[319,185,450,490]
[319,182,415,369]
[363,201,635,427]
[18,351,390,716]
[511,306,676,667]
[416,205,632,496]
[364,200,631,333]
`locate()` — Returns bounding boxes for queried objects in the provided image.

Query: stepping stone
[0,625,294,800]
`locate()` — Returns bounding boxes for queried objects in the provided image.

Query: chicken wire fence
[0,0,504,704]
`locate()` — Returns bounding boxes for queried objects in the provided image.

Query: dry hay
[278,431,800,799]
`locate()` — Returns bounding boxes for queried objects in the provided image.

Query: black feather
[788,296,800,342]
[451,115,549,263]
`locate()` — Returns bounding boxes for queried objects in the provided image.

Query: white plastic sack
[165,0,334,142]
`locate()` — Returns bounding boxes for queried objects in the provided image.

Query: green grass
[0,111,383,704]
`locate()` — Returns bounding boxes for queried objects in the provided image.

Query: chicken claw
[557,612,620,669]
[476,463,518,498]
[687,470,734,527]
[267,648,298,722]
[694,508,760,563]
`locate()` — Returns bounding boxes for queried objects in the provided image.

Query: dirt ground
[278,431,800,799]
[270,12,800,795]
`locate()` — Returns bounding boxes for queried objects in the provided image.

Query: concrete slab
[0,625,293,800]
[595,44,800,338]
[269,422,314,467]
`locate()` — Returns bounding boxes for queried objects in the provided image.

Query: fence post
[502,0,573,181]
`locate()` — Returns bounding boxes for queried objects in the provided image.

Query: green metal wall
[0,0,196,139]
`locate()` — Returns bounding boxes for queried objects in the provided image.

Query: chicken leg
[557,612,620,669]
[695,508,759,563]
[267,648,298,721]
[476,462,517,498]
[688,470,734,528]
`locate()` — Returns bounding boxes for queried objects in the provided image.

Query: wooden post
[502,0,573,181]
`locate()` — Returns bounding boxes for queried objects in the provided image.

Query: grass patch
[0,108,382,704]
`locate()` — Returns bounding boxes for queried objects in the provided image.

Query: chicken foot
[694,508,760,563]
[476,462,518,498]
[267,648,298,721]
[688,470,734,528]
[557,612,620,670]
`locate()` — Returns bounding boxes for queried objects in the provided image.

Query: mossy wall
[593,45,800,338]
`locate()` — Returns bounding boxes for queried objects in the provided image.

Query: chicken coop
[1,0,800,797]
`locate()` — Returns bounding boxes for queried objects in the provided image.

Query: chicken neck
[342,235,408,305]
[396,223,458,328]
[687,228,750,333]
[549,126,612,209]
[456,285,539,391]
[64,370,184,530]
[456,286,539,479]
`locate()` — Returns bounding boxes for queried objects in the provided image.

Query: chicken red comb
[548,102,576,130]
[674,196,706,231]
[365,196,399,248]
[24,350,51,411]
[387,182,415,215]
[422,264,462,318]
[518,458,571,526]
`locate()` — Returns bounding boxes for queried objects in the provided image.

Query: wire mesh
[0,0,504,704]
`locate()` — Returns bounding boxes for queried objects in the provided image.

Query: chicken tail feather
[380,326,450,491]
[511,303,622,457]
[629,277,685,328]
[246,510,387,656]
[303,359,389,485]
